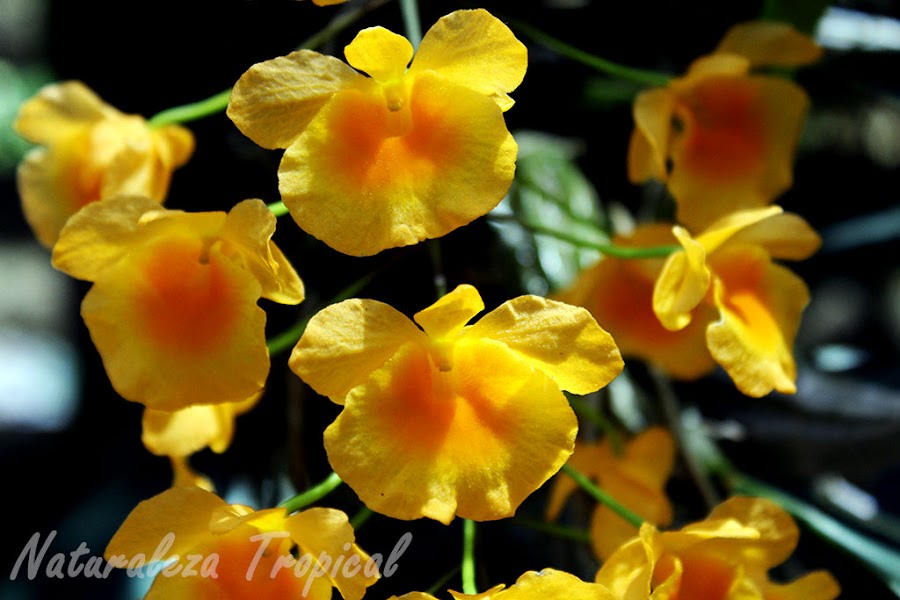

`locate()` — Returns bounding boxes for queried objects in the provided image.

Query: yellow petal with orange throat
[279,70,516,256]
[668,73,809,230]
[706,246,809,397]
[324,340,577,523]
[555,225,717,381]
[17,117,176,248]
[82,237,269,410]
[16,82,193,248]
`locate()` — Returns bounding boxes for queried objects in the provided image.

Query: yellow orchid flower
[105,487,377,599]
[290,284,623,523]
[51,196,304,410]
[595,496,840,600]
[546,427,675,561]
[628,21,821,230]
[227,9,526,256]
[392,568,617,600]
[14,81,194,248]
[554,224,718,381]
[653,206,821,396]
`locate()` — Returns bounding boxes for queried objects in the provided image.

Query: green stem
[561,463,644,528]
[425,566,460,597]
[280,471,343,513]
[510,517,591,544]
[567,394,623,455]
[649,365,719,509]
[488,214,678,259]
[400,0,422,48]
[510,19,672,87]
[300,0,392,51]
[148,0,391,128]
[461,519,477,594]
[350,506,374,530]
[267,201,290,218]
[148,89,232,129]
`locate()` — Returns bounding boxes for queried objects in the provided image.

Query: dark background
[1,0,899,598]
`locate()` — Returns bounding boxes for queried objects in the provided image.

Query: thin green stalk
[510,19,671,87]
[267,200,290,218]
[300,0,392,52]
[461,519,477,594]
[488,214,678,259]
[510,517,591,544]
[148,89,232,129]
[400,0,422,48]
[350,506,374,530]
[567,394,623,455]
[280,471,343,513]
[561,463,644,528]
[425,566,460,597]
[148,0,391,128]
[649,365,719,509]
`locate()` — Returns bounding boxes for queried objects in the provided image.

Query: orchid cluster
[14,2,863,598]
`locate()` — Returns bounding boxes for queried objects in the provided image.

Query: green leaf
[490,130,608,295]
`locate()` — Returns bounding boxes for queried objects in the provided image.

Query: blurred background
[1,0,899,598]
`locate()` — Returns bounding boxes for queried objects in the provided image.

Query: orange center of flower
[386,347,456,453]
[134,239,240,353]
[653,551,736,600]
[205,530,307,599]
[323,77,460,196]
[380,343,511,463]
[676,76,764,181]
[713,250,782,354]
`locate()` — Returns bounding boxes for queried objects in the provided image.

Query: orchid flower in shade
[628,21,821,231]
[554,223,719,381]
[105,487,378,600]
[14,81,194,248]
[143,391,264,490]
[653,206,821,396]
[546,427,675,561]
[595,496,840,600]
[227,9,526,256]
[51,196,304,411]
[290,284,623,524]
[391,568,617,600]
